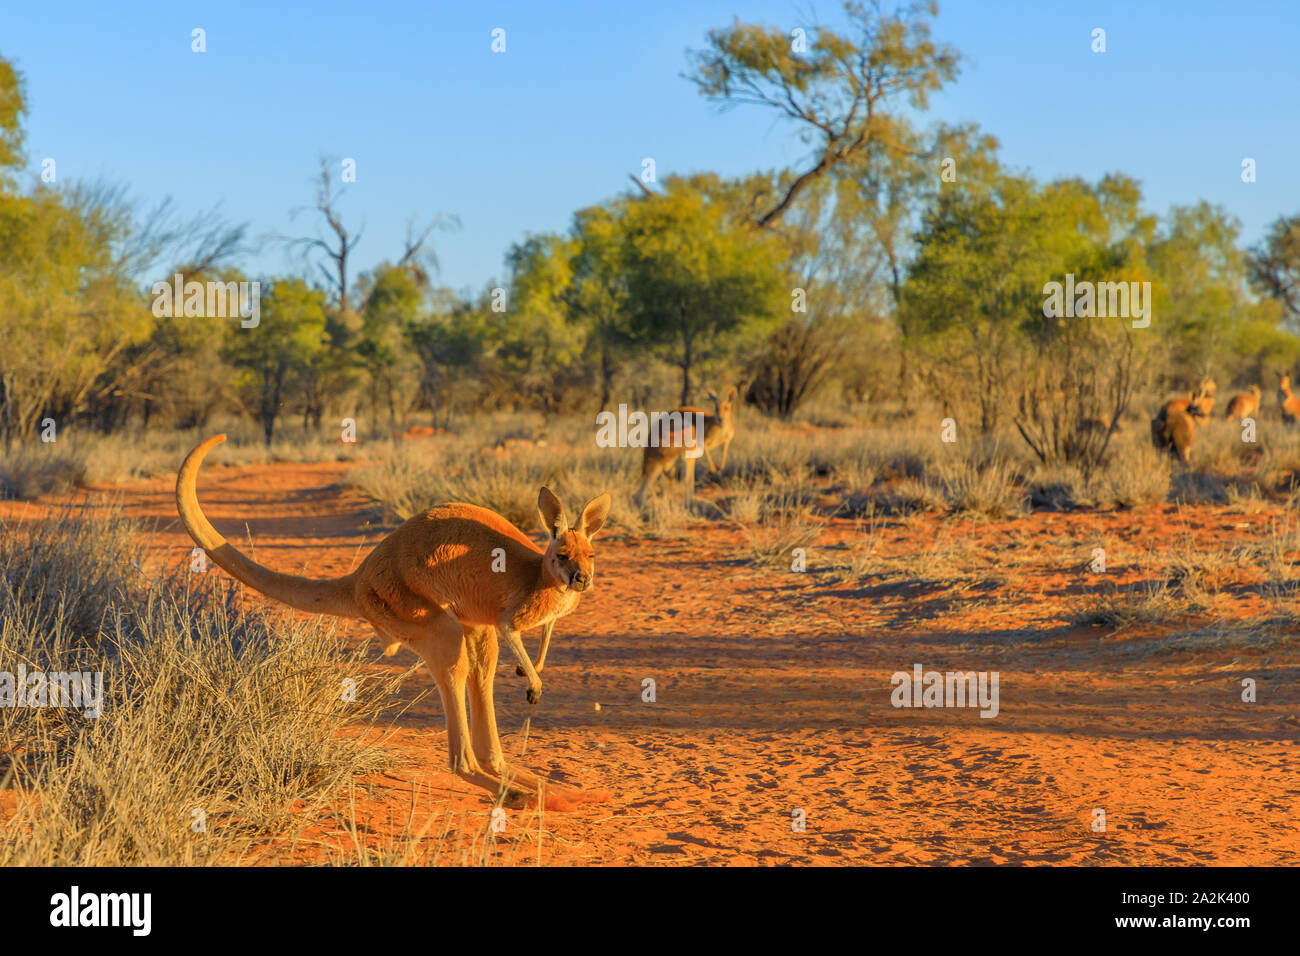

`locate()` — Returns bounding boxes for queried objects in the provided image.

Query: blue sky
[5,1,1296,294]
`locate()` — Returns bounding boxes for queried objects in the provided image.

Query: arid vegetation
[2,11,1298,463]
[2,3,1299,868]
[0,507,403,865]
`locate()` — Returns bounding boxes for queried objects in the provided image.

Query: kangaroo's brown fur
[176,434,612,809]
[1280,375,1300,424]
[1157,377,1215,428]
[635,385,738,506]
[1151,405,1196,464]
[1191,377,1217,421]
[1225,384,1261,420]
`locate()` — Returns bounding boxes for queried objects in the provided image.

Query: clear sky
[5,1,1296,294]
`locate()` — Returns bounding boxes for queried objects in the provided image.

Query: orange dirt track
[4,459,1297,866]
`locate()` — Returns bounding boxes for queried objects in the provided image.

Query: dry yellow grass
[0,506,402,865]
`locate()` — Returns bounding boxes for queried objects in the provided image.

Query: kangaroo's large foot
[495,762,611,812]
[451,762,536,807]
[450,754,604,811]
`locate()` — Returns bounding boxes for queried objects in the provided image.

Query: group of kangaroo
[175,384,742,810]
[1152,373,1300,463]
[175,370,1297,809]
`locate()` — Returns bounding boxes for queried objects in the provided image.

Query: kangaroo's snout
[571,569,591,590]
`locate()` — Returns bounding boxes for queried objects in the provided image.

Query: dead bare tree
[65,179,251,281]
[284,157,365,315]
[396,213,460,288]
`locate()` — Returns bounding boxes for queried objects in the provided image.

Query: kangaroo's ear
[578,492,613,539]
[538,487,567,538]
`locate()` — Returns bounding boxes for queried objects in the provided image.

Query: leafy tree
[620,180,786,404]
[568,202,633,409]
[686,0,959,229]
[407,288,489,426]
[357,263,424,427]
[489,233,587,411]
[1146,201,1255,377]
[0,54,26,185]
[0,62,248,442]
[685,5,975,407]
[0,188,146,448]
[1249,213,1300,333]
[902,172,1059,431]
[223,278,328,445]
[746,170,893,417]
[103,266,245,431]
[903,171,1153,464]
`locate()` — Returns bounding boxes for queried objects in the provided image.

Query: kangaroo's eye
[557,551,570,560]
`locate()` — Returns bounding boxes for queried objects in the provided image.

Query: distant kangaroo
[1158,377,1215,425]
[1152,382,1204,463]
[1280,375,1300,424]
[634,385,738,507]
[176,434,612,809]
[1194,377,1217,421]
[1224,384,1261,420]
[1152,405,1196,464]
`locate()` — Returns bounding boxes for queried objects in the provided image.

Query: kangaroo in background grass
[634,384,739,507]
[1159,377,1216,424]
[176,434,613,810]
[1152,405,1196,464]
[1225,384,1261,420]
[1279,374,1300,424]
[1151,375,1218,464]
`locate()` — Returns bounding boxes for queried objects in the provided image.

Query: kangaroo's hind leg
[465,624,601,811]
[361,596,533,804]
[635,452,671,507]
[464,625,507,775]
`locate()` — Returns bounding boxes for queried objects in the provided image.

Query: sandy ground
[3,458,1298,865]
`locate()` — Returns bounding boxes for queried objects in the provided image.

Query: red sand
[3,459,1297,865]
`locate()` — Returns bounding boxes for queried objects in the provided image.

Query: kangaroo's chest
[513,587,581,630]
[556,589,582,617]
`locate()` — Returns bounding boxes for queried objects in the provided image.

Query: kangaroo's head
[537,487,612,593]
[706,385,739,425]
[1187,378,1215,418]
[1281,374,1293,394]
[1250,384,1261,398]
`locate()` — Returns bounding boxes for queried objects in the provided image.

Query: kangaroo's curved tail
[176,435,362,617]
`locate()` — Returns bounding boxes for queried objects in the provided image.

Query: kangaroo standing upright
[176,434,613,809]
[1158,377,1216,424]
[635,385,739,507]
[1279,374,1300,424]
[1225,384,1261,420]
[1151,406,1196,464]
